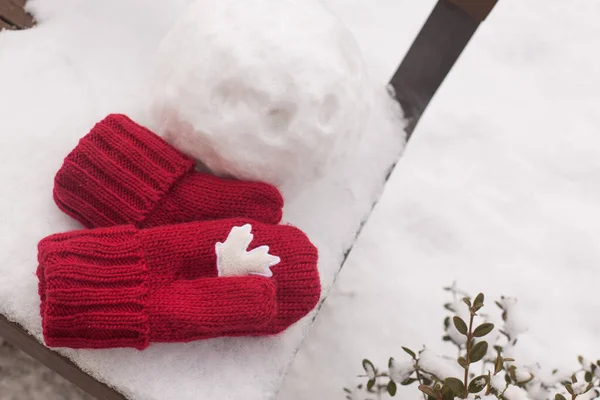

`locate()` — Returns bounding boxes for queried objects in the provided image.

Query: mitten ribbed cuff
[38,226,151,349]
[37,221,283,349]
[53,114,196,228]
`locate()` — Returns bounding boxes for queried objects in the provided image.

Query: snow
[0,0,405,399]
[572,382,590,395]
[499,297,528,340]
[4,0,599,399]
[490,374,507,392]
[513,366,533,383]
[418,349,463,381]
[151,0,372,194]
[446,297,471,347]
[279,0,600,399]
[388,357,414,383]
[503,385,531,400]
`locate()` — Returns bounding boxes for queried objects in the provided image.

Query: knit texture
[139,218,322,336]
[53,114,283,229]
[37,223,280,349]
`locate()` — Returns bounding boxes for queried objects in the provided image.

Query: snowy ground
[280,0,600,399]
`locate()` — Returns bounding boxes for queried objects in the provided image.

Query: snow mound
[150,0,371,192]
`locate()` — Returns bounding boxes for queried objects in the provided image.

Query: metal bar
[390,0,497,137]
[447,0,498,22]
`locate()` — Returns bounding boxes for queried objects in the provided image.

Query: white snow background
[0,0,412,399]
[2,0,599,400]
[280,0,600,399]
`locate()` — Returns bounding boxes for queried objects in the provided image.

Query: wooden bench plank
[0,315,127,400]
[0,17,16,30]
[0,0,34,29]
[447,0,498,22]
[389,0,498,137]
[9,0,27,8]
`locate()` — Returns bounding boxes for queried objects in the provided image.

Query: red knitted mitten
[53,114,283,229]
[37,224,277,349]
[37,219,320,349]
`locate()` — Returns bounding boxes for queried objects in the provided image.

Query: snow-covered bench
[0,0,496,399]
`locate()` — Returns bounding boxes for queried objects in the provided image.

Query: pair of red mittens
[37,114,320,349]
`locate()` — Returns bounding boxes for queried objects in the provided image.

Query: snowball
[151,0,371,191]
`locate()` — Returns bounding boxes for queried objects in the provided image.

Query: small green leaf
[585,371,593,382]
[473,323,495,337]
[495,301,503,310]
[444,303,454,311]
[441,384,455,400]
[442,335,452,342]
[387,380,397,396]
[453,316,468,335]
[343,388,352,393]
[503,358,515,362]
[463,297,472,307]
[401,378,418,386]
[362,359,375,373]
[444,378,465,396]
[565,383,574,395]
[473,293,485,310]
[571,374,578,383]
[578,355,585,365]
[555,395,567,400]
[468,375,488,393]
[458,356,468,369]
[402,346,416,359]
[367,378,376,390]
[494,355,504,374]
[470,341,489,363]
[418,385,437,397]
[508,365,517,382]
